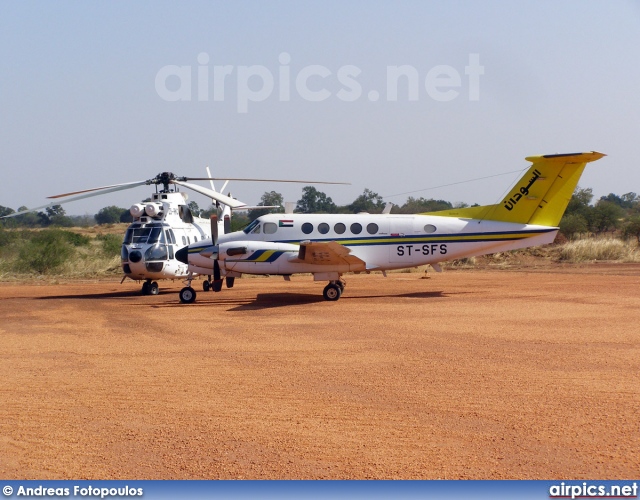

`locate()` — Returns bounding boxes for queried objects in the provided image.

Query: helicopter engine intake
[145,202,164,218]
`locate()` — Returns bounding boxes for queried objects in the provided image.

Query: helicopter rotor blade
[1,180,149,219]
[47,180,148,199]
[185,177,350,185]
[172,180,248,209]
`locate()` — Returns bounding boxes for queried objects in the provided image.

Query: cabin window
[334,223,346,234]
[366,223,378,234]
[318,223,330,234]
[424,224,437,233]
[301,222,314,234]
[350,223,362,234]
[264,222,277,234]
[182,236,186,245]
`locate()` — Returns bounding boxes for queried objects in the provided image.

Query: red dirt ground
[1,265,639,479]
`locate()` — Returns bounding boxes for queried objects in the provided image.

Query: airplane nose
[175,246,189,265]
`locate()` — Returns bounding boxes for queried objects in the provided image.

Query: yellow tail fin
[424,151,605,226]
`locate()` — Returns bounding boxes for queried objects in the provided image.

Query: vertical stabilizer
[423,151,605,226]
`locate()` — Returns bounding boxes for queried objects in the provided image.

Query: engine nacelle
[145,202,164,218]
[130,204,146,218]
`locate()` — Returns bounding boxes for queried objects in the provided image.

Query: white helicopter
[4,170,347,295]
[176,151,605,303]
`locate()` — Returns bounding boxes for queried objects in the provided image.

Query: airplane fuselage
[184,212,557,277]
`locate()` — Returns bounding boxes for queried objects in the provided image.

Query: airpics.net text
[155,52,484,113]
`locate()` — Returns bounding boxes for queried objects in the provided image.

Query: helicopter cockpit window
[124,227,157,244]
[243,219,260,234]
[147,227,165,244]
[166,230,176,244]
[263,222,277,234]
[145,244,168,262]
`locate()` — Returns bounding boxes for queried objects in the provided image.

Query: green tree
[559,213,588,239]
[600,192,638,210]
[248,191,284,221]
[622,215,640,243]
[396,197,453,214]
[347,188,384,213]
[38,205,73,227]
[95,206,129,225]
[566,187,594,218]
[12,206,41,227]
[589,201,625,234]
[296,186,337,213]
[188,201,201,217]
[0,206,14,217]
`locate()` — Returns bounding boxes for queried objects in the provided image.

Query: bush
[60,230,91,247]
[96,233,122,256]
[17,230,75,274]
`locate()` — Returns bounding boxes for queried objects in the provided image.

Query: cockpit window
[124,227,157,244]
[243,219,261,234]
[148,227,165,244]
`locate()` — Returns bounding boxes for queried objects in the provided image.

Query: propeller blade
[210,214,218,245]
[186,177,350,185]
[212,259,223,292]
[213,259,221,281]
[224,214,230,234]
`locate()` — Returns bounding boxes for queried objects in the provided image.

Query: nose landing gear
[141,280,159,295]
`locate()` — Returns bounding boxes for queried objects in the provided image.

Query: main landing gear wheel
[203,280,210,292]
[148,281,159,295]
[226,277,235,288]
[323,283,342,301]
[179,286,197,304]
[141,281,151,295]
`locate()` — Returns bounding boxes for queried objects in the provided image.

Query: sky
[2,0,640,216]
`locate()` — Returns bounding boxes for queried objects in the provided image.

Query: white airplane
[176,151,605,303]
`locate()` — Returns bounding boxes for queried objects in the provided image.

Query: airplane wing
[289,241,366,267]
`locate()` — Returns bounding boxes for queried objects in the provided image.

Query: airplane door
[389,217,416,264]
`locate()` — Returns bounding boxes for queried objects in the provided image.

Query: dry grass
[558,238,640,263]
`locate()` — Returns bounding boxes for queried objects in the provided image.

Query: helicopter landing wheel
[323,283,342,301]
[141,281,150,295]
[179,286,197,304]
[149,281,159,295]
[203,280,210,292]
